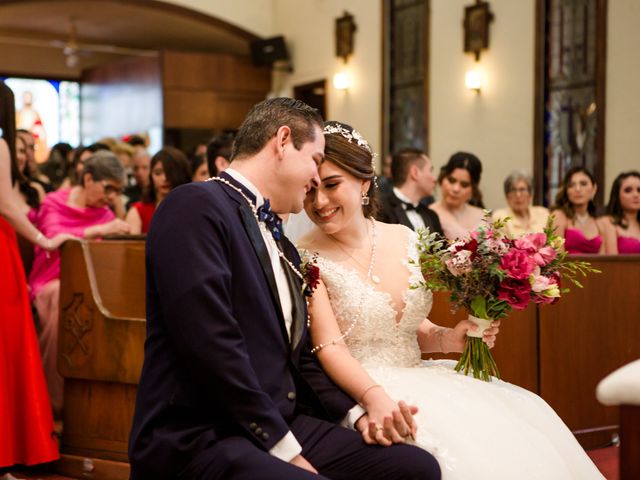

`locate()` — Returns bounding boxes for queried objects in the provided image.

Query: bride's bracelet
[358,383,382,406]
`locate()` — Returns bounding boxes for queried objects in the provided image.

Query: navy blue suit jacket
[128,174,355,479]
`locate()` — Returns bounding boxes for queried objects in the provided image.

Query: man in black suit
[128,98,440,479]
[377,148,443,236]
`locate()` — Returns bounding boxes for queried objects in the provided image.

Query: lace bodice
[309,232,433,368]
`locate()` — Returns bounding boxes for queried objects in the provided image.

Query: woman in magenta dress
[606,171,640,254]
[0,81,71,468]
[125,146,191,234]
[551,166,616,254]
[28,151,131,417]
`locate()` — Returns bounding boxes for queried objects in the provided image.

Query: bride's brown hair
[323,121,379,217]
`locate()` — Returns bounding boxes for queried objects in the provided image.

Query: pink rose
[497,278,531,310]
[514,233,547,252]
[499,248,537,280]
[534,246,557,266]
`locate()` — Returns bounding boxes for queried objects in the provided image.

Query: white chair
[596,359,640,480]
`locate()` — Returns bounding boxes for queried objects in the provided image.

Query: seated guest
[125,147,191,234]
[39,142,73,190]
[187,152,210,182]
[376,148,443,235]
[429,151,485,240]
[606,170,640,254]
[492,170,549,237]
[28,151,131,416]
[17,129,52,192]
[124,149,151,208]
[551,166,616,254]
[206,131,234,177]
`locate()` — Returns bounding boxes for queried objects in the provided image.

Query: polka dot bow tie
[257,198,283,241]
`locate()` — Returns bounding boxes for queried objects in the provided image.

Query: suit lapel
[389,193,414,230]
[279,237,306,353]
[238,203,289,343]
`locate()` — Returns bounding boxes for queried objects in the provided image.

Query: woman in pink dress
[29,150,131,417]
[551,167,616,254]
[0,81,70,468]
[606,171,640,254]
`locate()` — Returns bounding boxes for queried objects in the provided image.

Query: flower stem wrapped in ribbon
[414,213,599,381]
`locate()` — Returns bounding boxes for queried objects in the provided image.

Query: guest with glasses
[125,147,192,234]
[28,150,131,417]
[492,171,549,237]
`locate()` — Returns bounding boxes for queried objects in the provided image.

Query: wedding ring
[374,425,384,432]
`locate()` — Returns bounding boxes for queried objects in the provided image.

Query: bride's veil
[285,210,316,243]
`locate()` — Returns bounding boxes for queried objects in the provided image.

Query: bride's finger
[392,410,409,437]
[369,421,391,446]
[398,401,417,436]
[383,416,405,444]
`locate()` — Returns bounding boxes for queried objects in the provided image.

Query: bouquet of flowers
[415,214,598,381]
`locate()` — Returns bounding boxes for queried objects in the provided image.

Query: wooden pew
[539,255,640,450]
[55,239,146,480]
[55,240,639,476]
[428,255,640,451]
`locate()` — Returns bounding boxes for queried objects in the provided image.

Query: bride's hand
[446,320,501,352]
[360,388,418,445]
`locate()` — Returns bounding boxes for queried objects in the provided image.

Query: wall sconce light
[333,71,351,90]
[465,68,482,92]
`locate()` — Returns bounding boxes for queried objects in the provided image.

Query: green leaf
[470,295,488,319]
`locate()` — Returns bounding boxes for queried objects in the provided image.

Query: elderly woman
[29,150,131,416]
[492,171,549,237]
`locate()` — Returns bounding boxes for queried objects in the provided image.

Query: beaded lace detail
[306,231,433,368]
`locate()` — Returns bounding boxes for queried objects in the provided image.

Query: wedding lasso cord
[207,176,305,283]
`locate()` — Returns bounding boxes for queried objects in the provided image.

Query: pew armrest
[596,359,640,406]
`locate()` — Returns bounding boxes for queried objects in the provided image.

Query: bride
[296,121,604,479]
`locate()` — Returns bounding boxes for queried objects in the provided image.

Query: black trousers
[179,414,441,479]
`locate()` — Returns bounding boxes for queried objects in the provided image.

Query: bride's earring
[361,191,370,206]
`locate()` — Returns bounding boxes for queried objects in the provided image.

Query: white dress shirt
[394,187,426,230]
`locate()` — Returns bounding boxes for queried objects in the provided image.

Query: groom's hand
[290,454,318,474]
[356,403,419,446]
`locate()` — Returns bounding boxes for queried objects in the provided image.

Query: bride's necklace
[326,217,380,284]
[207,176,304,283]
[310,217,376,354]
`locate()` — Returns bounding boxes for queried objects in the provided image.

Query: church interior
[1,0,639,479]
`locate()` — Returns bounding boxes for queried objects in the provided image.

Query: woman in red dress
[0,81,70,468]
[125,147,191,234]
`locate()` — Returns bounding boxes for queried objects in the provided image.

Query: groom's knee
[388,444,441,480]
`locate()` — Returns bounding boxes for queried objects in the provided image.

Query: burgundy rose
[497,277,531,310]
[499,248,537,280]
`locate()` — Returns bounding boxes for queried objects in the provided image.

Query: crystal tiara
[323,123,374,157]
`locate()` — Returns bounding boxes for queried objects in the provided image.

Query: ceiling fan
[0,17,156,68]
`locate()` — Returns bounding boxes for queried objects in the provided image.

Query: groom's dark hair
[231,97,323,161]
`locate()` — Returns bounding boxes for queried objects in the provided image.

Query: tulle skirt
[365,359,603,480]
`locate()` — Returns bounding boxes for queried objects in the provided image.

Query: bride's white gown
[313,236,604,480]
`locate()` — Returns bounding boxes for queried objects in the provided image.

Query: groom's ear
[275,126,293,158]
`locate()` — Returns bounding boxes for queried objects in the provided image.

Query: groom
[128,97,440,479]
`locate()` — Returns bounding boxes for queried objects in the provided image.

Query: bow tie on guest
[401,201,417,211]
[257,198,283,241]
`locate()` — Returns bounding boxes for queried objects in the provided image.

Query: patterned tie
[257,198,283,241]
